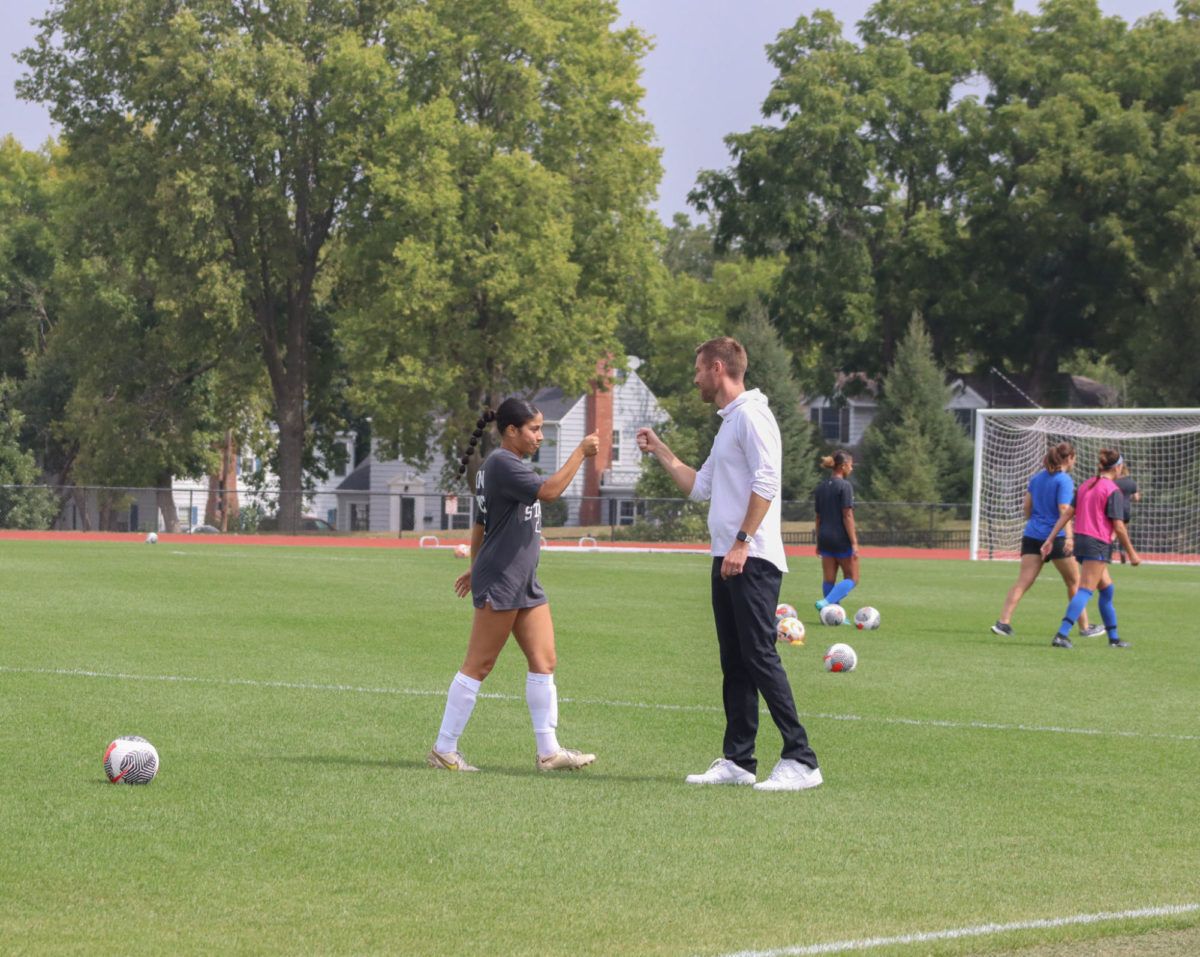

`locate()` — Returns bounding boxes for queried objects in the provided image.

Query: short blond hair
[695,336,747,380]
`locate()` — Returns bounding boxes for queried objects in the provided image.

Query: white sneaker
[753,759,823,792]
[685,758,756,786]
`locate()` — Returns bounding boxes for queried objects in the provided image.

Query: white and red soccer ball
[104,736,159,784]
[823,643,858,673]
[854,606,881,630]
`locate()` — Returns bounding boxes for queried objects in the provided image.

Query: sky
[0,0,1180,221]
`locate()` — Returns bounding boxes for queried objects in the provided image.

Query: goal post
[970,408,1200,564]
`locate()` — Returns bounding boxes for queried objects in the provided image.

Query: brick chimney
[580,357,614,525]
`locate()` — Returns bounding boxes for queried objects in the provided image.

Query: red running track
[0,529,969,561]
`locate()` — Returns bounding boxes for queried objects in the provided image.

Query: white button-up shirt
[689,388,788,573]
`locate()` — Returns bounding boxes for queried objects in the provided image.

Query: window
[333,442,350,477]
[810,406,845,442]
[442,495,473,530]
[953,408,974,437]
[611,429,621,464]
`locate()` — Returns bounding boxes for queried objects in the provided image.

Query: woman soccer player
[427,397,600,772]
[1041,448,1141,649]
[813,451,860,613]
[990,442,1105,639]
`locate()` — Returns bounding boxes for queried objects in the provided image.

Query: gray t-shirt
[471,449,547,610]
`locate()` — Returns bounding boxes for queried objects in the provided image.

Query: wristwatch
[735,530,750,543]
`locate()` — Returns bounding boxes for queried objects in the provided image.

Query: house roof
[530,386,583,423]
[335,460,371,492]
[955,371,1117,409]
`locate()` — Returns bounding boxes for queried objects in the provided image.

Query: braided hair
[456,397,541,479]
[457,409,497,479]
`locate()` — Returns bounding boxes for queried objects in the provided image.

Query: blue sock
[822,581,834,599]
[1098,584,1118,640]
[1059,588,1094,637]
[827,578,857,606]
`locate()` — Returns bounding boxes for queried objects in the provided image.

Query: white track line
[2,666,1199,743]
[712,903,1200,957]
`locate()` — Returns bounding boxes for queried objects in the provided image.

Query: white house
[804,372,989,446]
[333,357,669,535]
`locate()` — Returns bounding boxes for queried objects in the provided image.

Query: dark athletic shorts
[1022,535,1067,562]
[1072,533,1112,564]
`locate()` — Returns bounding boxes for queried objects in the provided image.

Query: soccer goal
[970,408,1200,564]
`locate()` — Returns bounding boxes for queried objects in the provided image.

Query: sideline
[710,903,1200,957]
[2,665,1197,744]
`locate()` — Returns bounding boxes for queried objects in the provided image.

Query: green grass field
[1,539,1197,956]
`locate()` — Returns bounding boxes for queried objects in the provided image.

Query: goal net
[971,409,1200,564]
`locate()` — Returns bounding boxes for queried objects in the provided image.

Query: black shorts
[1022,535,1067,562]
[1072,533,1112,563]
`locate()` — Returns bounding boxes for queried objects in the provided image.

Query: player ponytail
[1043,442,1075,473]
[456,408,497,479]
[820,450,852,474]
[1097,448,1122,475]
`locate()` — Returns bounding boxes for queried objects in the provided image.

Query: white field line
[3,665,1199,744]
[712,902,1200,957]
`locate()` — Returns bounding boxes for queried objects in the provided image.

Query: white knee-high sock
[526,672,560,757]
[434,671,482,754]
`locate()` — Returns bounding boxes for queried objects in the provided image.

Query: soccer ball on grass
[775,603,798,621]
[145,532,158,544]
[103,736,160,784]
[854,606,881,630]
[776,616,806,646]
[819,603,847,627]
[823,643,858,673]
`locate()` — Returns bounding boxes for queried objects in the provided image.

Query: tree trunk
[156,467,180,532]
[276,393,305,534]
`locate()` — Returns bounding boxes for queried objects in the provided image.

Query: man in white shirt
[637,337,821,792]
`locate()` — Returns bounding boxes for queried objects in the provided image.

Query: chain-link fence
[0,483,971,549]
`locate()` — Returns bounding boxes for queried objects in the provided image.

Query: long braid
[457,408,496,480]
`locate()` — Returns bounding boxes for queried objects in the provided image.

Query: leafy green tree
[0,379,58,529]
[692,1,991,392]
[692,0,1200,406]
[337,0,663,484]
[20,0,401,529]
[858,314,973,505]
[733,302,818,501]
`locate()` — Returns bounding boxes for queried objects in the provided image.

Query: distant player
[427,398,600,772]
[813,451,860,614]
[1113,462,1140,564]
[990,442,1105,639]
[1041,448,1141,649]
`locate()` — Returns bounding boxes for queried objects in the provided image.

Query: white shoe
[685,758,756,786]
[753,759,823,792]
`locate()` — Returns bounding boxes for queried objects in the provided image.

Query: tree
[734,302,819,501]
[0,379,58,529]
[692,1,992,392]
[857,314,973,505]
[691,0,1200,406]
[336,0,663,484]
[20,0,403,530]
